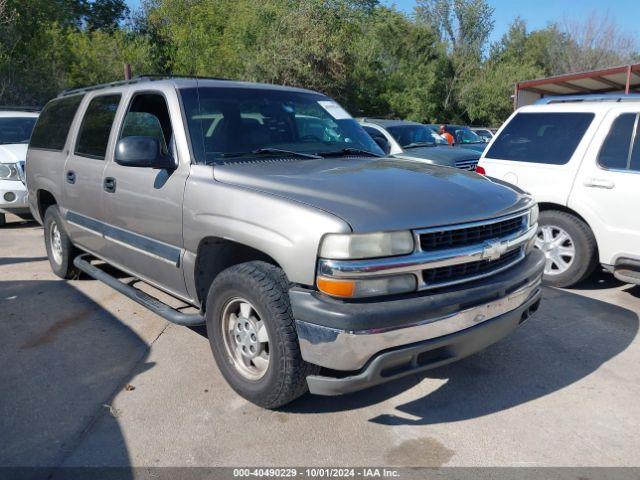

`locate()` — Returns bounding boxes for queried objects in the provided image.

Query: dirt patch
[385,437,455,467]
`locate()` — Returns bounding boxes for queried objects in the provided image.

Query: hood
[0,143,28,164]
[455,143,487,153]
[213,157,532,232]
[393,146,479,166]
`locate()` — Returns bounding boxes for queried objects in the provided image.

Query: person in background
[439,124,454,146]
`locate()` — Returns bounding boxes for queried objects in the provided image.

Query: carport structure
[514,63,640,108]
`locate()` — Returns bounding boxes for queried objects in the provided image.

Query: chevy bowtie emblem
[482,240,508,261]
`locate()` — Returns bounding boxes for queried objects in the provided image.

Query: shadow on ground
[0,279,144,478]
[0,256,48,266]
[286,279,639,422]
[0,218,39,230]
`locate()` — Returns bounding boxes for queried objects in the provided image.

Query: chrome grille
[18,161,26,184]
[420,215,526,251]
[317,210,536,293]
[423,247,524,286]
[454,158,479,170]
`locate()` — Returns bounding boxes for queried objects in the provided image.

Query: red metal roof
[517,63,640,96]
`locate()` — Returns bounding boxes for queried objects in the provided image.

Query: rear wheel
[44,206,80,279]
[535,210,597,287]
[206,261,319,409]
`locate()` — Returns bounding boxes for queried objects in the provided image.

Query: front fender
[182,166,350,298]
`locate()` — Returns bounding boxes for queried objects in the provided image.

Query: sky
[125,0,640,46]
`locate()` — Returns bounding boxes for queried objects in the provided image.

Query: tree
[557,12,639,74]
[415,0,494,121]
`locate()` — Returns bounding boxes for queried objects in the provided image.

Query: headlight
[319,231,414,260]
[529,204,539,227]
[0,163,21,181]
[316,274,417,298]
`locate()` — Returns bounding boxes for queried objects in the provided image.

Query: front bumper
[0,180,29,214]
[291,249,544,395]
[306,286,540,395]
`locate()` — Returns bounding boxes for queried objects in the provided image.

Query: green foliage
[0,0,638,126]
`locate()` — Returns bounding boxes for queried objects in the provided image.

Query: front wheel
[205,261,319,409]
[535,210,597,288]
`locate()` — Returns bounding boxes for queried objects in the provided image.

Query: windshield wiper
[251,148,322,159]
[402,142,436,149]
[317,147,382,158]
[216,148,322,160]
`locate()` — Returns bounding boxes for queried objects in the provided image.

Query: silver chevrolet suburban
[26,76,544,408]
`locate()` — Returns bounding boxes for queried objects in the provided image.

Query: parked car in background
[0,107,39,226]
[470,127,494,142]
[359,119,479,171]
[27,76,543,408]
[479,95,640,287]
[426,124,486,153]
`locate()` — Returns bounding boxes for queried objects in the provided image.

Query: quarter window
[598,113,637,170]
[486,112,594,165]
[30,95,84,151]
[75,94,121,159]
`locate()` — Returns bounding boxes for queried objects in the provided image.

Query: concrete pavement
[1,214,639,470]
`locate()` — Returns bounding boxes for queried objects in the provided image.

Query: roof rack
[535,94,640,105]
[59,74,231,97]
[0,106,41,112]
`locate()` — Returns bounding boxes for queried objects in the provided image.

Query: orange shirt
[441,132,454,145]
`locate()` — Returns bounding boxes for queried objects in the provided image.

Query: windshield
[180,87,383,164]
[386,124,448,148]
[451,127,483,144]
[0,117,38,145]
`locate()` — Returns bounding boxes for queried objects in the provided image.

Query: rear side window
[75,94,121,159]
[30,95,84,151]
[598,114,637,170]
[486,113,594,165]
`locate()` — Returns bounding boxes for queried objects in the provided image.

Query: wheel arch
[193,236,283,309]
[537,201,600,261]
[36,189,58,223]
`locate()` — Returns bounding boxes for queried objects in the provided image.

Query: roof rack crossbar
[535,94,640,104]
[59,74,232,97]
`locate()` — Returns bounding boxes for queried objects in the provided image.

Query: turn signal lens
[316,277,356,298]
[316,275,417,298]
[475,165,486,175]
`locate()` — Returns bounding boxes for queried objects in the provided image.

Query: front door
[63,93,122,257]
[101,91,189,298]
[570,109,640,265]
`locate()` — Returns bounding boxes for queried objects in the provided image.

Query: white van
[478,96,640,287]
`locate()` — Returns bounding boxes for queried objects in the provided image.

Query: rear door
[100,90,189,298]
[63,93,122,256]
[479,110,597,205]
[570,109,640,265]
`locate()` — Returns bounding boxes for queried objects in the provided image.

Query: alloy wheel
[535,225,576,275]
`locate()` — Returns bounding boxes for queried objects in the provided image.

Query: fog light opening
[3,192,16,202]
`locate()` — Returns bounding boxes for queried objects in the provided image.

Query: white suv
[478,96,640,287]
[0,108,39,226]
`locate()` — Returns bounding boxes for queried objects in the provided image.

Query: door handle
[584,178,615,189]
[103,177,116,193]
[66,170,76,184]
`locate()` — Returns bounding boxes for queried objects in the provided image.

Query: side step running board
[613,257,640,286]
[73,254,205,326]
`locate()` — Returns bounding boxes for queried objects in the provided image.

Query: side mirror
[114,136,176,169]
